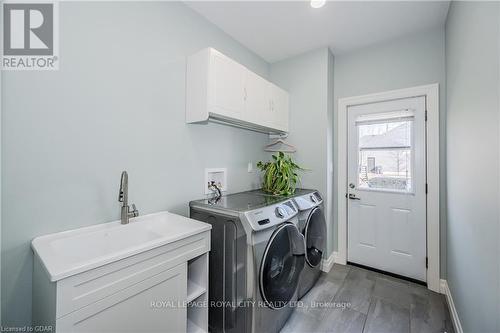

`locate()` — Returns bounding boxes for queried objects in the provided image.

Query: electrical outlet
[247,162,253,173]
[205,168,227,195]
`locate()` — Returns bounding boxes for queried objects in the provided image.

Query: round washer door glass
[260,223,305,309]
[305,207,327,267]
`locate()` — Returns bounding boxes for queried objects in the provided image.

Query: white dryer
[292,189,326,299]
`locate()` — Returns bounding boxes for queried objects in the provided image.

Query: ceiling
[186,1,450,63]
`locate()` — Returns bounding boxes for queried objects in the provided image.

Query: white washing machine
[292,189,326,299]
[247,189,327,299]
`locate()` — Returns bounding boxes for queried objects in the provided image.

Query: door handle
[348,193,360,200]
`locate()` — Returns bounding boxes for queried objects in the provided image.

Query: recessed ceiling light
[310,0,326,9]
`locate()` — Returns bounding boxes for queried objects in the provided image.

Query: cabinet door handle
[243,88,247,101]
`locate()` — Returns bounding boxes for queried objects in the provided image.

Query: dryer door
[304,207,327,268]
[259,223,305,309]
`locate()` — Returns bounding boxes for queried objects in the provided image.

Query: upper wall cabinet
[186,48,289,134]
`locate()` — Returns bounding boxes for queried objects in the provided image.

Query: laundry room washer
[189,191,305,333]
[245,189,327,299]
[290,189,326,299]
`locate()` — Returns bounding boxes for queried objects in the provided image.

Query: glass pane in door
[356,114,414,193]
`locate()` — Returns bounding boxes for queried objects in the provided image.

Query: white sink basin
[32,211,211,281]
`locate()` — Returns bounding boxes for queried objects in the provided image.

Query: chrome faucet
[118,171,139,224]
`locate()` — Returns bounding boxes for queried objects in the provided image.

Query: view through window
[357,114,414,192]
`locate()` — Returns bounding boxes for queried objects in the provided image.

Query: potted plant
[257,152,305,196]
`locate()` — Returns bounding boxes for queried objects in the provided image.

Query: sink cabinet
[33,228,210,333]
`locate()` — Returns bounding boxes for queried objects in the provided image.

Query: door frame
[337,84,440,292]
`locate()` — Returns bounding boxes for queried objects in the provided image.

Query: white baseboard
[321,251,339,272]
[440,279,463,333]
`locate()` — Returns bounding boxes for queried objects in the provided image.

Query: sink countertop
[31,211,211,282]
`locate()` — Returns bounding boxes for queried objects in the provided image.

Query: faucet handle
[130,204,139,217]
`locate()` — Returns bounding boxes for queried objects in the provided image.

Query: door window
[356,111,414,193]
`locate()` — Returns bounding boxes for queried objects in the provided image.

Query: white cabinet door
[244,70,271,125]
[56,263,187,333]
[209,51,246,120]
[270,84,289,132]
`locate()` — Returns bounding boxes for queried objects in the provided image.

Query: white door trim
[337,84,440,292]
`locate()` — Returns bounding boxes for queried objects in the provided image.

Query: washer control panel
[275,206,286,218]
[243,199,298,231]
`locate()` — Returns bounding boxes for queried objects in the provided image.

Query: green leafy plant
[257,152,305,196]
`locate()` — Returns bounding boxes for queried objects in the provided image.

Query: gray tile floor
[281,264,454,333]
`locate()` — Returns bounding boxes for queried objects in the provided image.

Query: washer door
[259,223,305,309]
[304,207,327,268]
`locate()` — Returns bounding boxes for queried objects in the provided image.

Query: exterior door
[347,96,427,281]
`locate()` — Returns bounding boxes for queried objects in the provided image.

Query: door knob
[348,193,361,200]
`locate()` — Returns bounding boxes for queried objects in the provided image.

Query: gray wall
[270,48,335,256]
[333,27,447,277]
[1,2,271,326]
[445,2,500,331]
[0,53,2,327]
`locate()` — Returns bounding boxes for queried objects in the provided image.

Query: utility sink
[32,211,211,281]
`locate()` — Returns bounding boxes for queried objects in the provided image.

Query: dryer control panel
[243,199,298,231]
[294,191,323,211]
